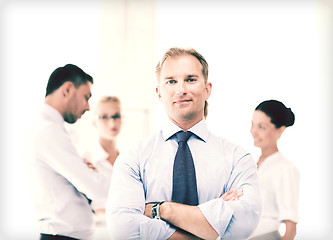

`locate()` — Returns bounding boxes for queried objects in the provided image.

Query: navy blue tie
[171,131,199,206]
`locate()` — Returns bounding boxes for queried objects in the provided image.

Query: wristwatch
[151,201,164,219]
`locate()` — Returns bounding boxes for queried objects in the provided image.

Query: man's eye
[101,115,108,120]
[186,78,196,82]
[167,80,176,84]
[112,114,121,119]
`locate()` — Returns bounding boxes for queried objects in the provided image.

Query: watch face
[152,202,163,219]
[152,207,157,218]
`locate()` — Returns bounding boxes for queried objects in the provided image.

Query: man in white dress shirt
[106,48,262,239]
[27,64,110,240]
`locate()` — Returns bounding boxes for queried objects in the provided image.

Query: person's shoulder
[34,105,63,131]
[272,152,299,174]
[274,152,296,166]
[118,131,162,156]
[29,116,58,142]
[31,109,67,149]
[133,131,162,151]
[114,131,162,169]
[37,119,64,138]
[82,140,103,161]
[207,131,251,158]
[208,131,247,149]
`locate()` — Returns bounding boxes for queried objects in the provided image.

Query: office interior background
[1,0,332,239]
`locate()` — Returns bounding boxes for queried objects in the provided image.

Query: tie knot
[176,131,193,143]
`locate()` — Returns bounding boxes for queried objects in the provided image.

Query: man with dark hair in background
[27,64,110,240]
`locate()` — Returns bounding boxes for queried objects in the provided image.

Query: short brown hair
[155,47,209,82]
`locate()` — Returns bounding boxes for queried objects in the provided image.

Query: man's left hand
[220,189,243,201]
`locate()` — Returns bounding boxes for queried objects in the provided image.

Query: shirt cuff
[198,198,234,237]
[279,209,299,224]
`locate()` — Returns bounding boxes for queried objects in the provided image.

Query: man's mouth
[174,99,192,104]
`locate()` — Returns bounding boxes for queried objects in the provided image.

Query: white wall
[1,0,332,239]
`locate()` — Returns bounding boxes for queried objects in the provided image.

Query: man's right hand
[220,189,243,201]
[144,203,154,218]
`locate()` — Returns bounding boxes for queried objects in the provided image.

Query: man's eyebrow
[163,74,199,80]
[187,74,199,78]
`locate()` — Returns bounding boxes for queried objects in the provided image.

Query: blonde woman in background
[249,100,299,240]
[83,96,122,238]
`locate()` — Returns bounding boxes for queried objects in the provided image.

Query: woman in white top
[249,100,299,240]
[83,96,122,236]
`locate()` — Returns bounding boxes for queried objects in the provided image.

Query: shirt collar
[89,141,110,165]
[259,151,282,169]
[42,103,64,125]
[265,151,281,162]
[162,118,209,142]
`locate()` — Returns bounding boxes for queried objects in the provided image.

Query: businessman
[27,64,111,240]
[106,48,262,239]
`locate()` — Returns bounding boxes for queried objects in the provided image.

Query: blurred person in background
[27,64,110,240]
[249,99,299,240]
[83,96,122,239]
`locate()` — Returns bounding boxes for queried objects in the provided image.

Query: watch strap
[151,201,165,219]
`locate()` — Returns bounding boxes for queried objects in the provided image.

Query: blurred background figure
[83,96,123,239]
[27,64,111,240]
[249,100,300,240]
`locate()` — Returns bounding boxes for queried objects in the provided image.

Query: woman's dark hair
[255,100,295,128]
[45,64,93,97]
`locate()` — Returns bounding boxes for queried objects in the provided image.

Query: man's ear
[156,86,162,102]
[61,81,73,97]
[205,82,212,100]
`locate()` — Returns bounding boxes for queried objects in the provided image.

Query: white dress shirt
[106,119,262,240]
[83,141,113,210]
[251,151,300,237]
[27,104,110,239]
[83,142,113,240]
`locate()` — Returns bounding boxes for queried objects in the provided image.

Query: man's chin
[173,111,198,122]
[253,141,262,148]
[65,120,77,124]
[64,116,78,124]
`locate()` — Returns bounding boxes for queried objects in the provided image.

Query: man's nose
[176,81,187,94]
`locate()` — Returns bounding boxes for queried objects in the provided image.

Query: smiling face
[94,100,122,140]
[250,110,285,150]
[156,54,212,129]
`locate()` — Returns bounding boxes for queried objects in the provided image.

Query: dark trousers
[40,234,79,240]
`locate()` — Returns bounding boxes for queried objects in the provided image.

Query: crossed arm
[107,150,261,239]
[144,190,243,240]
